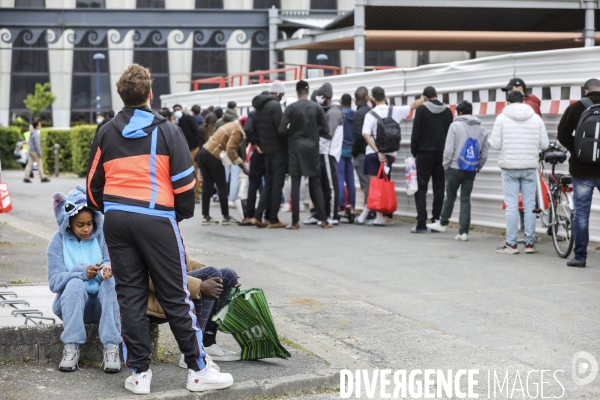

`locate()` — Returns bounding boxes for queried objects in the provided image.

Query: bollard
[53,143,60,177]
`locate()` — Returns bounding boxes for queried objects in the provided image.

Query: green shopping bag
[211,288,291,360]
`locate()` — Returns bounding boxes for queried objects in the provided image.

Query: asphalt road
[1,171,599,399]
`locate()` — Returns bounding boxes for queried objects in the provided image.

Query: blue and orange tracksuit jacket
[86,106,196,221]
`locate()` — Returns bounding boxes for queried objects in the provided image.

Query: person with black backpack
[427,101,489,241]
[557,78,600,268]
[410,86,454,233]
[356,86,424,226]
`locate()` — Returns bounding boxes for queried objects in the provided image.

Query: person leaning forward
[86,63,234,395]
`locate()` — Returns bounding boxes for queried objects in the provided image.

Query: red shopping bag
[367,164,397,214]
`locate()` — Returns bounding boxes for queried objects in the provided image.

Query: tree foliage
[23,82,56,117]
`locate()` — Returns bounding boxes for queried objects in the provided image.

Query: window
[308,0,339,76]
[253,0,279,8]
[9,31,51,123]
[191,32,228,91]
[76,0,105,7]
[15,0,45,6]
[365,50,396,69]
[133,32,170,109]
[311,0,336,9]
[136,0,165,8]
[195,0,223,8]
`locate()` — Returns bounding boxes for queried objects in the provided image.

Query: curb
[104,370,340,400]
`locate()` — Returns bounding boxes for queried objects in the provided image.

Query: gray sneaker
[103,344,121,373]
[59,343,79,372]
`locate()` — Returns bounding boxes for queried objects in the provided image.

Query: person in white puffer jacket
[490,90,549,255]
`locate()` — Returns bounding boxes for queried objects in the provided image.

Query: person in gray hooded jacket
[427,101,489,240]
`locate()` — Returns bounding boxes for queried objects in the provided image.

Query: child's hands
[100,266,113,280]
[86,265,102,279]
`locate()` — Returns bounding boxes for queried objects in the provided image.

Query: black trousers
[255,152,287,223]
[320,154,340,220]
[246,150,269,220]
[415,152,445,228]
[104,211,205,372]
[198,148,228,218]
[292,175,326,224]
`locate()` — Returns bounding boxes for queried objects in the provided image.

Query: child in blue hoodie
[47,185,121,373]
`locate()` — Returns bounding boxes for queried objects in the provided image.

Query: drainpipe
[584,0,596,47]
[269,6,280,81]
[354,0,366,71]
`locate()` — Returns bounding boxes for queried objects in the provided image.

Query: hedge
[71,125,97,177]
[0,126,24,169]
[41,129,72,175]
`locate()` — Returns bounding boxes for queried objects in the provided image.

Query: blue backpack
[458,137,479,172]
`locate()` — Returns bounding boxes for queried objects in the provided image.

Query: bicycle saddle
[555,175,572,185]
[544,151,567,164]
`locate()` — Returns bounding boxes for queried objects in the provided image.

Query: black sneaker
[202,217,219,226]
[566,257,586,268]
[366,211,376,221]
[23,178,32,183]
[41,177,51,183]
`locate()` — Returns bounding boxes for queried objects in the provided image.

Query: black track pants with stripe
[104,211,205,373]
[320,154,340,220]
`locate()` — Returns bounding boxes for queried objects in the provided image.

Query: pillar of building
[106,0,135,111]
[166,0,195,96]
[353,0,365,71]
[224,0,253,86]
[584,0,596,47]
[46,0,76,127]
[281,0,308,80]
[269,6,279,80]
[0,27,13,127]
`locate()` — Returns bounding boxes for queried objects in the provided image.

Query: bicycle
[537,143,575,258]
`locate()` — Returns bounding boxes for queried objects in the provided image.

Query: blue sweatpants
[54,278,121,348]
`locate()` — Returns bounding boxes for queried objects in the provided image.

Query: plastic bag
[405,157,418,196]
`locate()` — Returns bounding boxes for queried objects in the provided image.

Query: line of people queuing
[184,77,598,268]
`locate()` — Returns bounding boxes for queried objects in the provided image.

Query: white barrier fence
[162,47,600,242]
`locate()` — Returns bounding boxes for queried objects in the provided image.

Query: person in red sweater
[501,78,542,117]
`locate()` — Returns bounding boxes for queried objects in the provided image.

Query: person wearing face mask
[23,119,50,183]
[251,81,287,228]
[96,110,114,134]
[174,104,201,203]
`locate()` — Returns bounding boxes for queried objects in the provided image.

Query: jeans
[572,176,600,260]
[199,148,228,217]
[439,168,476,235]
[53,278,121,348]
[225,165,241,202]
[415,153,445,228]
[337,156,356,208]
[246,151,268,220]
[187,267,238,333]
[353,153,370,204]
[502,169,537,246]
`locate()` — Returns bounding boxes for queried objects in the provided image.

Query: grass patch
[78,355,102,368]
[10,278,27,285]
[250,386,339,400]
[279,336,331,366]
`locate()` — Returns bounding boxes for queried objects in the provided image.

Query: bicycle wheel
[551,187,574,258]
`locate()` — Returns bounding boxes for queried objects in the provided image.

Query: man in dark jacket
[351,86,371,210]
[410,86,454,233]
[242,93,271,225]
[191,104,204,126]
[252,80,287,228]
[174,104,200,202]
[501,78,542,117]
[557,78,600,268]
[87,64,233,393]
[280,80,331,229]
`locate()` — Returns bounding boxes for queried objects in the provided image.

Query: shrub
[0,126,24,170]
[71,125,97,177]
[41,129,72,175]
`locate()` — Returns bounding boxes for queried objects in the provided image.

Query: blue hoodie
[341,107,355,158]
[47,185,111,315]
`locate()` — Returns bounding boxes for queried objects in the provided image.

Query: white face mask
[316,95,326,105]
[96,118,104,125]
[174,110,183,119]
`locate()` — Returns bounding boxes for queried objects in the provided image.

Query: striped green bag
[211,288,291,360]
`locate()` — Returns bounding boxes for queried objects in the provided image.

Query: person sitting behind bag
[147,256,241,367]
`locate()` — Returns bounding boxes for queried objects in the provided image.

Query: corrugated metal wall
[162,47,600,242]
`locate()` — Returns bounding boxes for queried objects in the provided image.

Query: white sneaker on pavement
[455,233,468,241]
[317,218,339,226]
[204,343,241,362]
[427,221,447,232]
[281,202,291,212]
[179,353,220,371]
[303,216,319,225]
[58,343,79,372]
[125,369,152,395]
[186,366,234,392]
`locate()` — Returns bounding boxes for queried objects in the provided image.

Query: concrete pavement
[1,170,599,399]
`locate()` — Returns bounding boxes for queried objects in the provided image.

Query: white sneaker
[179,353,220,371]
[281,202,291,212]
[426,221,447,232]
[186,366,233,392]
[317,218,339,226]
[228,201,235,208]
[125,369,152,395]
[455,233,468,241]
[303,216,319,225]
[204,343,241,362]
